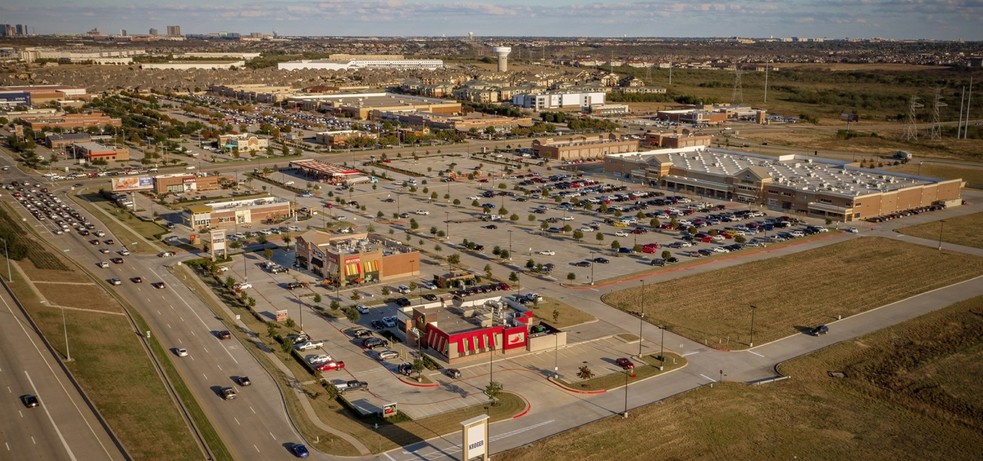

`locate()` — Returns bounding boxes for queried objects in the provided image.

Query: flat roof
[290,159,361,176]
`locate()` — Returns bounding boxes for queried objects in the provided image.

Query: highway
[0,283,124,461]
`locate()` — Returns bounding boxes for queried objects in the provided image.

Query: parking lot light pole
[659,325,666,367]
[508,230,513,261]
[749,304,757,347]
[590,251,595,285]
[638,280,645,357]
[445,212,449,240]
[553,332,559,379]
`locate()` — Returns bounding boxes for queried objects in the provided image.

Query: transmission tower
[902,95,923,141]
[732,65,744,104]
[930,88,947,140]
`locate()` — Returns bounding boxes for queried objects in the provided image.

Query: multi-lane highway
[0,284,125,461]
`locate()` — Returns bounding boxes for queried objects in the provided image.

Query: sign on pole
[461,415,489,461]
[382,402,397,418]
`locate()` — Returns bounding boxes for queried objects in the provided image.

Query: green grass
[497,295,983,461]
[896,212,983,249]
[72,192,166,254]
[602,238,983,349]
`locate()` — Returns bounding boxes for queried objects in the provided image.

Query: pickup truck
[295,340,324,351]
[333,380,368,394]
[220,387,238,400]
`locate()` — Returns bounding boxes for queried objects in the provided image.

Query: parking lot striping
[216,364,223,371]
[681,351,700,357]
[5,441,9,451]
[382,451,396,461]
[166,323,171,329]
[700,374,717,383]
[747,350,764,357]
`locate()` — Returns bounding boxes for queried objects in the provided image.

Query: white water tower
[493,46,511,72]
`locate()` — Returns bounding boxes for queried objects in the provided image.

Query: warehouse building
[294,231,420,286]
[286,92,460,120]
[604,148,962,221]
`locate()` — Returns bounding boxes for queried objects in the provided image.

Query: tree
[611,240,622,250]
[264,247,273,260]
[540,221,549,232]
[662,250,672,260]
[345,308,360,322]
[313,293,322,306]
[430,226,438,236]
[412,358,426,381]
[410,218,419,230]
[528,214,536,222]
[484,264,493,278]
[351,291,362,301]
[509,271,519,283]
[510,213,519,222]
[499,249,510,260]
[447,253,461,269]
[734,235,747,244]
[485,381,503,405]
[382,286,391,296]
[562,224,573,233]
[577,365,595,380]
[650,218,661,228]
[282,235,292,247]
[453,198,461,205]
[572,229,584,241]
[567,272,576,281]
[596,232,605,243]
[525,259,536,269]
[330,300,340,310]
[552,309,560,323]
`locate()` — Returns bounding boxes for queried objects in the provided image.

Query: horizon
[1,0,982,41]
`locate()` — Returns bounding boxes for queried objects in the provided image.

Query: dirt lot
[498,294,983,461]
[602,238,983,349]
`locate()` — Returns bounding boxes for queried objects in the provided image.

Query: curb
[546,376,607,394]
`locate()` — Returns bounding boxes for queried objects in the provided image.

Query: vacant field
[499,295,983,461]
[529,297,596,329]
[603,238,983,348]
[889,162,983,185]
[897,212,983,249]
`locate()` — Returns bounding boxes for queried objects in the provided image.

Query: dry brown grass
[530,297,596,329]
[602,238,983,349]
[896,212,983,249]
[888,163,983,185]
[35,283,124,313]
[498,295,983,461]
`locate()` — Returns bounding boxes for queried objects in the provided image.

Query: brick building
[293,231,420,286]
[532,134,638,161]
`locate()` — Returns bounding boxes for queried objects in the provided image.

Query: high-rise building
[15,24,28,36]
[166,25,181,36]
[149,28,158,36]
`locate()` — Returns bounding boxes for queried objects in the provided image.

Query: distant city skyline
[1,0,982,41]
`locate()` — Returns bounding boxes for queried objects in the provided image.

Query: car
[444,368,462,379]
[414,209,430,215]
[846,227,859,233]
[290,443,310,458]
[99,248,111,254]
[393,298,411,307]
[615,230,630,237]
[537,250,556,256]
[104,239,115,245]
[108,277,122,285]
[295,341,324,351]
[352,328,373,338]
[810,325,829,336]
[152,282,166,289]
[220,387,237,400]
[370,320,386,330]
[334,380,369,393]
[217,330,232,340]
[422,293,438,302]
[97,261,109,268]
[236,376,251,386]
[118,249,130,256]
[158,251,175,257]
[235,282,252,290]
[593,257,609,264]
[129,276,144,284]
[572,261,591,267]
[88,238,100,245]
[110,257,124,264]
[618,247,635,254]
[483,224,498,229]
[307,354,333,365]
[20,394,40,408]
[615,358,635,370]
[651,258,667,266]
[395,363,414,376]
[362,337,389,349]
[315,361,345,372]
[176,348,188,357]
[355,304,370,314]
[376,349,399,361]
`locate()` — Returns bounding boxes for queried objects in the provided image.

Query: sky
[2,0,982,40]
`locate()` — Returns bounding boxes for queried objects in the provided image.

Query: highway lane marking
[681,352,699,357]
[31,436,36,445]
[5,441,9,451]
[216,364,223,372]
[203,346,209,353]
[0,294,115,459]
[700,374,717,382]
[269,431,276,440]
[233,417,240,426]
[166,323,172,329]
[249,406,256,414]
[24,371,78,461]
[748,350,764,357]
[190,330,196,337]
[202,372,208,380]
[253,444,260,453]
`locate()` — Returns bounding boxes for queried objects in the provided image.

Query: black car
[362,337,389,349]
[20,394,40,408]
[394,297,411,307]
[593,257,610,264]
[370,320,386,330]
[810,325,829,336]
[237,376,252,386]
[572,261,591,267]
[444,368,462,379]
[422,293,438,302]
[396,363,414,376]
[353,328,373,338]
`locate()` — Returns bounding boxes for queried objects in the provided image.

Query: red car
[111,257,124,264]
[641,244,660,253]
[615,358,635,370]
[316,361,345,372]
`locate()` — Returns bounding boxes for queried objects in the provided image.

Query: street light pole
[659,325,666,370]
[553,332,559,379]
[638,280,645,357]
[62,305,71,361]
[749,304,757,347]
[622,369,630,418]
[0,237,11,283]
[508,230,513,261]
[445,212,449,240]
[938,220,945,251]
[590,251,595,285]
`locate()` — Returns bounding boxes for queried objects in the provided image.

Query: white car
[307,354,333,365]
[355,305,370,314]
[176,348,189,357]
[158,251,174,257]
[537,250,556,256]
[98,261,109,268]
[414,210,430,215]
[376,349,399,361]
[846,227,859,233]
[615,231,630,237]
[560,216,575,221]
[235,282,252,290]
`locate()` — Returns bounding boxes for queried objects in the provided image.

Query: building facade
[604,148,962,221]
[294,231,420,285]
[532,134,638,161]
[153,173,222,194]
[183,197,292,230]
[217,133,269,152]
[511,91,606,111]
[73,142,129,163]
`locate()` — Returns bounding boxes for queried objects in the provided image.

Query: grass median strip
[603,237,983,349]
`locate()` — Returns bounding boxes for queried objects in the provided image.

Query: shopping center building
[294,231,420,286]
[605,147,962,221]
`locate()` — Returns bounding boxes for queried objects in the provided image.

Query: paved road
[0,284,124,461]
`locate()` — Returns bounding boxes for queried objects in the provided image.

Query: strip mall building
[294,231,420,286]
[604,147,962,221]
